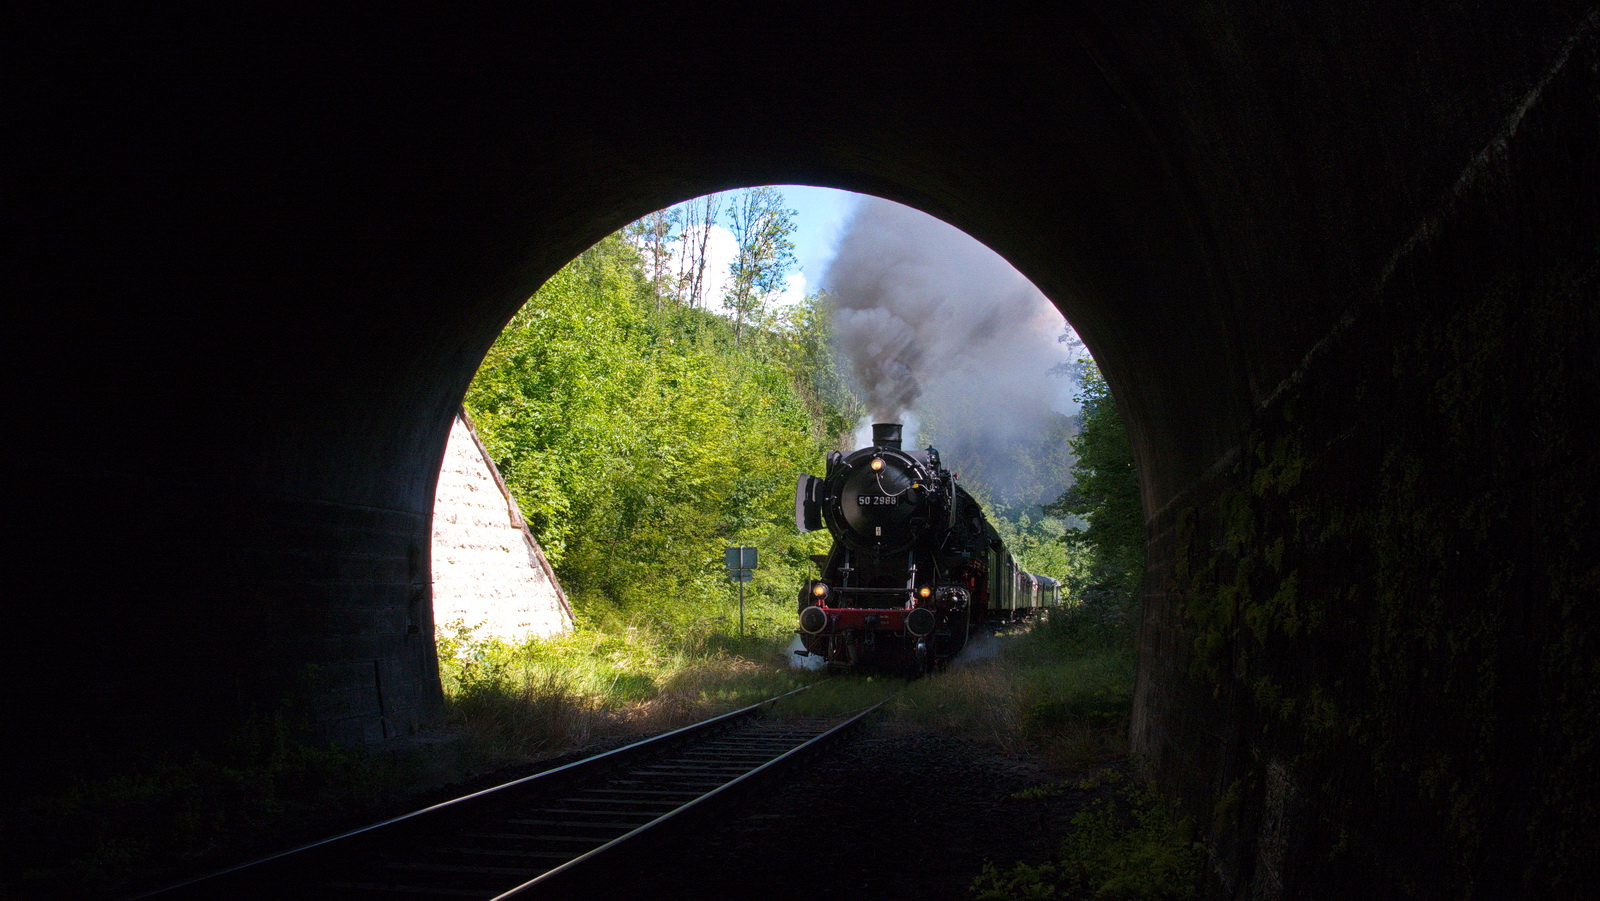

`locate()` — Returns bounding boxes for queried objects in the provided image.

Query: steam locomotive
[793,422,1060,673]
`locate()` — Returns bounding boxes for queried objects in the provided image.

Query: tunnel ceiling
[11,8,1586,511]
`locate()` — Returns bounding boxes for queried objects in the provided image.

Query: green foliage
[973,779,1201,901]
[464,228,855,637]
[724,186,798,344]
[769,289,865,444]
[1046,358,1144,603]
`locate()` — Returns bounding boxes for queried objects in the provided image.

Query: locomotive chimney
[872,422,903,450]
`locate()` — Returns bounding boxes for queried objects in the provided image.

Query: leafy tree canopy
[1045,358,1144,595]
[464,230,855,637]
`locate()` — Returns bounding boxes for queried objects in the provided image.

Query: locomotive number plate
[856,495,898,505]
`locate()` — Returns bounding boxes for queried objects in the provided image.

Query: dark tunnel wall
[4,8,1596,896]
[1132,28,1600,897]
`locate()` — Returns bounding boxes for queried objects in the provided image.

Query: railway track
[139,687,880,899]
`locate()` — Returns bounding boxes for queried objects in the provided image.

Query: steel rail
[495,697,887,898]
[131,683,822,899]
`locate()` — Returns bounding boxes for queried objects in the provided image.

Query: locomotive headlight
[917,586,932,599]
[870,457,884,471]
[812,582,829,598]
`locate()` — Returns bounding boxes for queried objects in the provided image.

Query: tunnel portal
[6,9,1598,897]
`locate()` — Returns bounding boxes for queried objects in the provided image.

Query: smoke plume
[824,197,1083,508]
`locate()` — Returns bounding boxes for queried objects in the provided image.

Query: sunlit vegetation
[1045,358,1145,601]
[446,191,1148,766]
[434,620,815,766]
[771,596,1135,758]
[439,197,860,766]
[437,191,1163,895]
[464,223,856,639]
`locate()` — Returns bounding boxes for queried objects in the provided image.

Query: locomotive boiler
[793,422,1053,673]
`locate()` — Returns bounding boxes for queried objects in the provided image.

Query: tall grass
[437,589,1140,770]
[436,618,813,766]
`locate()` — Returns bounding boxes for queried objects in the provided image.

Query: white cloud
[668,221,809,313]
[701,223,737,304]
[775,270,809,308]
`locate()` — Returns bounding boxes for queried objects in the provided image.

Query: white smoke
[951,629,1002,665]
[785,635,827,670]
[825,197,1084,504]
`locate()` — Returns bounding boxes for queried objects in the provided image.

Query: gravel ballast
[576,719,1122,900]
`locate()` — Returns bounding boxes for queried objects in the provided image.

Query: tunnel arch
[430,183,1104,657]
[408,150,1245,578]
[8,9,1597,897]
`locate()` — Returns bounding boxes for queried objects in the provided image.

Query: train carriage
[1037,575,1062,609]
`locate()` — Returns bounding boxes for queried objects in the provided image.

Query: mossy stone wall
[1133,27,1599,899]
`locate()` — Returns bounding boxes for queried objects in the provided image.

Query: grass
[765,600,1202,900]
[436,617,816,765]
[768,674,901,717]
[848,607,1142,771]
[767,604,1138,771]
[435,594,1145,778]
[928,602,1204,900]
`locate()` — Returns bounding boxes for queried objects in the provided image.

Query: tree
[773,289,863,446]
[625,207,680,309]
[1045,358,1143,593]
[724,187,797,344]
[676,192,723,309]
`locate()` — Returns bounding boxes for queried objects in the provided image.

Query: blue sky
[775,184,863,286]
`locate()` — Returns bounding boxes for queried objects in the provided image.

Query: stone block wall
[431,412,573,644]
